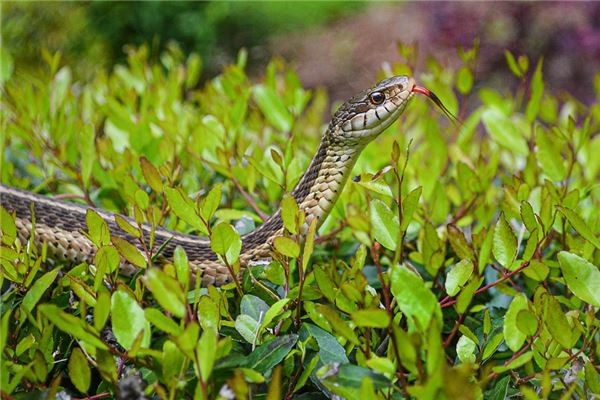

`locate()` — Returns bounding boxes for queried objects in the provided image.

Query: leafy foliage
[1,43,599,399]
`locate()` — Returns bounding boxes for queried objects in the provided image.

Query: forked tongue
[412,85,461,126]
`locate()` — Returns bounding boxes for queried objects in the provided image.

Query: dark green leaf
[246,334,298,373]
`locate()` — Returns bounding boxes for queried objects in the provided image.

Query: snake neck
[241,134,363,255]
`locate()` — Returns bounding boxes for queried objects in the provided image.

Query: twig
[231,175,268,221]
[440,261,530,308]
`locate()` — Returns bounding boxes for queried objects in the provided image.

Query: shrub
[1,44,599,399]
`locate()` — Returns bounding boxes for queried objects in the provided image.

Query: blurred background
[2,1,600,103]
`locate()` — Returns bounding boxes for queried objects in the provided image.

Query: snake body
[0,75,414,286]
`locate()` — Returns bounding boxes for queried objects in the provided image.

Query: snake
[0,75,416,286]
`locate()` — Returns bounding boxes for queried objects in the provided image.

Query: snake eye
[369,91,385,105]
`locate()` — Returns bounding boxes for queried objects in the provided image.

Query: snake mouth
[411,84,460,125]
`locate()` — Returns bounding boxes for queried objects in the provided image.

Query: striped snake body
[1,76,414,286]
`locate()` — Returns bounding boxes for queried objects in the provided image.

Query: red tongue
[411,85,432,96]
[411,84,461,127]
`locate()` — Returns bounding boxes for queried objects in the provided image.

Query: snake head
[331,75,415,143]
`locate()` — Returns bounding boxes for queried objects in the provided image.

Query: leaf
[520,201,538,232]
[273,236,300,258]
[235,314,260,344]
[280,194,299,234]
[493,214,517,268]
[321,364,390,389]
[401,186,422,231]
[94,289,111,331]
[543,294,573,348]
[144,268,187,318]
[504,50,523,78]
[488,375,510,400]
[114,215,141,238]
[314,304,359,345]
[111,236,146,268]
[526,59,544,122]
[370,199,399,250]
[245,334,298,373]
[86,209,110,247]
[111,290,151,350]
[492,351,533,373]
[557,251,600,306]
[445,259,474,297]
[173,245,190,288]
[198,296,220,332]
[210,222,242,264]
[456,66,473,94]
[68,348,91,393]
[197,330,217,381]
[145,308,182,335]
[300,323,348,365]
[536,128,566,181]
[481,108,528,155]
[351,309,390,328]
[0,206,17,244]
[21,268,59,312]
[139,156,163,192]
[456,335,476,363]
[200,184,222,221]
[164,187,207,234]
[390,264,442,331]
[447,225,475,261]
[38,304,107,350]
[253,85,293,132]
[261,298,291,330]
[80,125,95,189]
[503,293,528,351]
[240,294,270,321]
[557,207,600,250]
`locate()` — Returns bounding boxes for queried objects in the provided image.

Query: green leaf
[504,50,523,78]
[280,194,299,234]
[493,214,517,268]
[526,59,544,122]
[370,199,399,250]
[21,268,59,312]
[321,363,390,389]
[543,294,573,348]
[86,209,110,247]
[516,309,538,336]
[314,304,359,345]
[481,108,528,155]
[558,251,600,306]
[261,298,291,330]
[111,236,146,268]
[492,351,533,373]
[520,201,538,232]
[144,308,182,335]
[300,323,348,365]
[390,264,442,331]
[80,125,95,189]
[246,334,298,373]
[114,215,141,238]
[447,225,475,261]
[210,222,242,264]
[94,289,111,331]
[144,268,187,318]
[162,340,185,382]
[200,184,222,222]
[273,236,300,258]
[197,330,217,381]
[240,294,270,321]
[235,314,260,343]
[401,186,422,231]
[38,304,107,350]
[557,207,600,250]
[351,309,390,328]
[536,128,566,181]
[140,156,163,192]
[68,348,91,393]
[165,187,207,234]
[111,290,151,350]
[253,85,293,132]
[503,293,528,351]
[0,206,17,244]
[445,259,474,297]
[198,296,220,332]
[456,335,476,363]
[173,246,190,288]
[456,66,473,94]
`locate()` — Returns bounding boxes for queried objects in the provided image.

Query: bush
[1,44,599,399]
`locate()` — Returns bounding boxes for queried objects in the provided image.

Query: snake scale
[0,75,415,286]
